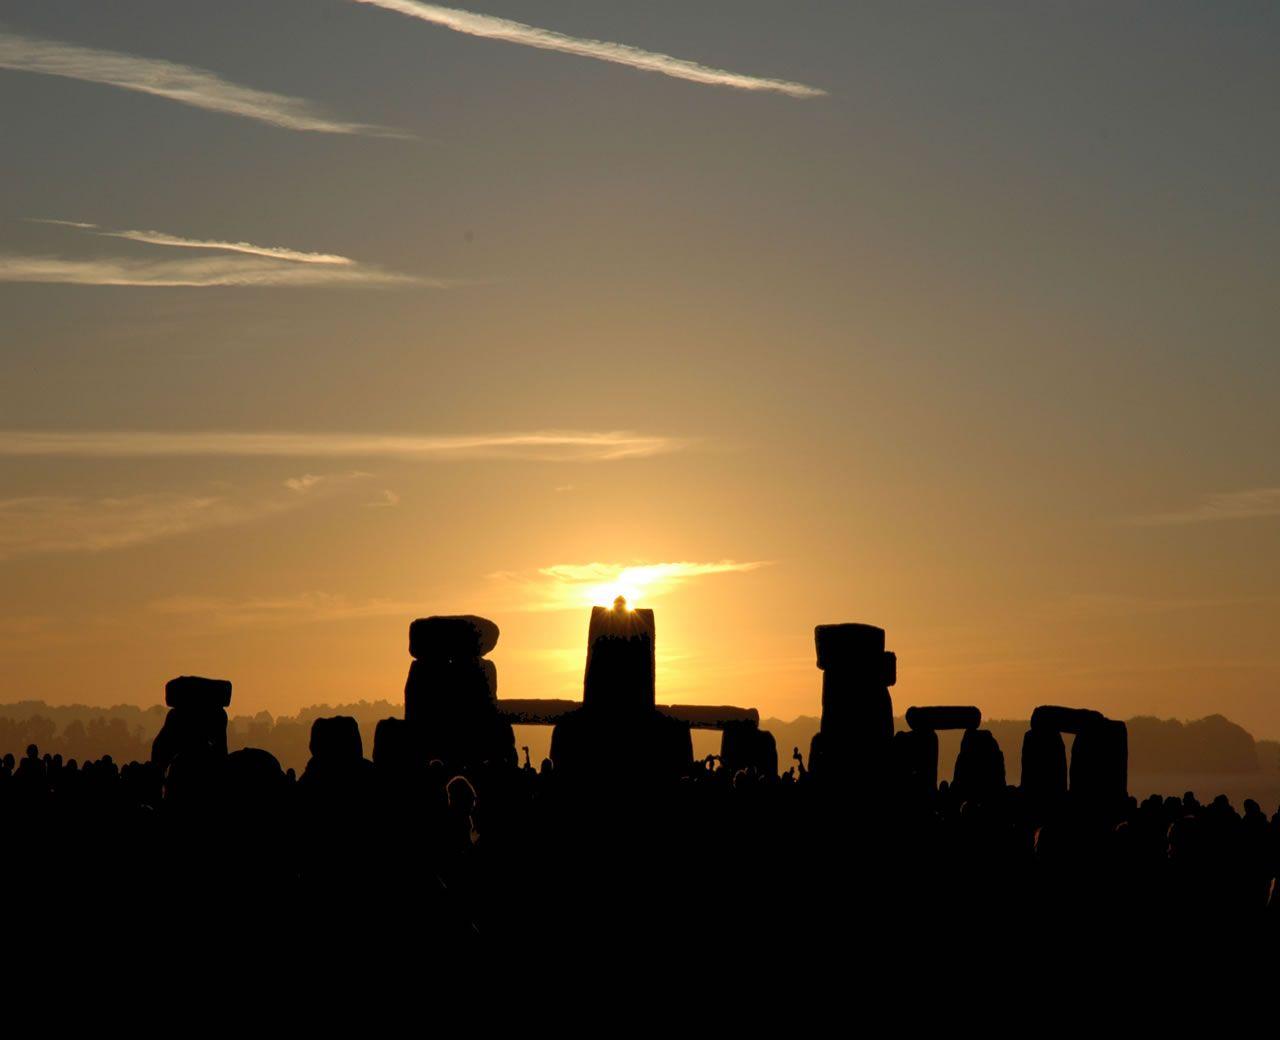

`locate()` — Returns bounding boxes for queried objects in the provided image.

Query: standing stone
[151,675,231,774]
[1020,727,1067,805]
[1069,717,1128,808]
[893,728,939,803]
[403,614,514,769]
[951,728,1006,803]
[808,623,897,786]
[550,598,691,784]
[720,720,778,777]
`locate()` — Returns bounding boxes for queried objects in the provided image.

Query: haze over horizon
[1,3,1277,735]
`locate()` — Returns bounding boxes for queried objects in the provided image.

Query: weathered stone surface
[814,623,885,671]
[409,615,499,660]
[164,675,232,709]
[905,705,981,732]
[1031,705,1106,734]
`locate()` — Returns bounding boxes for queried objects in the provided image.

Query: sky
[1,1,1278,733]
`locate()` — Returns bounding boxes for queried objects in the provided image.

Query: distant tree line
[0,700,1276,777]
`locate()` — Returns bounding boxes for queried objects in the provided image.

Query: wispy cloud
[0,430,680,462]
[0,473,371,561]
[9,219,430,289]
[149,592,419,629]
[493,559,770,611]
[0,492,285,560]
[352,0,825,98]
[100,229,355,265]
[1128,488,1280,527]
[367,489,401,508]
[0,29,400,135]
[0,253,429,289]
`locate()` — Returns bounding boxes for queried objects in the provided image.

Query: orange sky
[1,3,1278,734]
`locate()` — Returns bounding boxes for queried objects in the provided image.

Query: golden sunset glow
[1,3,1277,740]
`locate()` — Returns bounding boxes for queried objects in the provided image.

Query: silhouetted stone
[164,675,232,709]
[409,615,499,660]
[583,601,655,712]
[905,705,982,732]
[720,721,778,776]
[152,676,232,773]
[952,728,1006,803]
[1020,727,1067,804]
[1031,705,1105,734]
[373,717,413,770]
[893,728,939,801]
[808,622,897,784]
[550,705,691,784]
[550,600,692,784]
[1070,717,1128,807]
[309,715,363,763]
[814,623,884,671]
[403,613,516,770]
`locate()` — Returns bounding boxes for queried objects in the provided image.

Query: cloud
[352,0,825,98]
[494,559,770,611]
[99,229,355,265]
[9,219,432,289]
[0,429,680,462]
[0,492,288,560]
[1127,488,1280,527]
[0,473,371,561]
[30,219,354,264]
[0,253,431,289]
[366,489,401,508]
[0,29,400,135]
[149,592,420,629]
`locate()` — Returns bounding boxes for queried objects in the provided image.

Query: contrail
[0,29,402,135]
[352,0,825,98]
[0,430,681,462]
[0,254,431,288]
[99,230,354,265]
[29,218,356,264]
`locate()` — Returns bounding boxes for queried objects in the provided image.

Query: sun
[584,566,657,609]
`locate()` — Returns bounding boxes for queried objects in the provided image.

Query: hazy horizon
[2,3,1278,736]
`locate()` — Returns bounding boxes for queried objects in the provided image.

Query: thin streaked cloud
[0,29,402,135]
[0,473,371,561]
[1128,488,1280,527]
[352,0,825,98]
[493,559,771,611]
[101,229,355,265]
[0,492,287,560]
[149,592,420,629]
[8,219,430,288]
[0,429,680,462]
[0,253,429,289]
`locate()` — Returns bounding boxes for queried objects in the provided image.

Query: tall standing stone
[404,614,514,769]
[550,597,691,784]
[807,623,896,786]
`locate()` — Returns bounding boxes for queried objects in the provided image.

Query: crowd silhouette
[4,605,1279,949]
